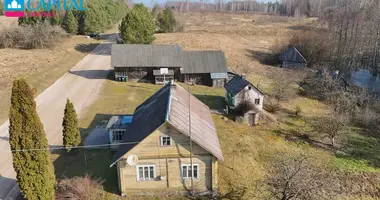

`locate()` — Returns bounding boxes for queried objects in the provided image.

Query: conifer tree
[119,3,155,44]
[61,10,78,34]
[62,99,81,151]
[50,7,61,26]
[9,79,55,200]
[157,7,177,33]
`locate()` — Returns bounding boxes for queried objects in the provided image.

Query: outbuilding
[279,47,307,69]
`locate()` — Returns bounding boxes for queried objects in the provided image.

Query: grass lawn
[54,80,380,199]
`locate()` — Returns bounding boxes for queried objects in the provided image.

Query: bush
[294,105,302,116]
[56,175,103,200]
[265,99,280,113]
[235,100,256,116]
[119,3,155,44]
[0,23,67,49]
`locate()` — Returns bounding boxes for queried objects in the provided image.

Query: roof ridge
[165,82,172,121]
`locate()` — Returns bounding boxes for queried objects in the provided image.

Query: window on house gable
[160,136,171,146]
[112,130,125,141]
[137,165,155,181]
[255,98,260,105]
[181,164,199,179]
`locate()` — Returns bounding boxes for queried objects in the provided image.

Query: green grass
[63,80,380,199]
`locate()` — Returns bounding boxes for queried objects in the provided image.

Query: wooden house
[279,47,307,69]
[224,75,264,125]
[109,82,224,195]
[111,45,229,87]
[106,115,133,149]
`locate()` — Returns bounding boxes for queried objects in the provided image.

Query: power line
[0,141,140,153]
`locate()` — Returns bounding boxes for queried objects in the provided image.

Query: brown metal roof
[168,84,224,161]
[110,83,224,167]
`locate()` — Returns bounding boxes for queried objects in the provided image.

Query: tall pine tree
[61,10,78,34]
[9,79,55,200]
[119,3,155,44]
[62,99,81,151]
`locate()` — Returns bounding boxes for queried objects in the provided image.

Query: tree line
[9,79,81,199]
[17,0,128,35]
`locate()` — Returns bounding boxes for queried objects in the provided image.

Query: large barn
[111,44,229,87]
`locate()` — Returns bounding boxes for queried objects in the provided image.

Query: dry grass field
[0,18,118,123]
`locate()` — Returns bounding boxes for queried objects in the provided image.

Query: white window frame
[136,165,156,181]
[181,164,200,180]
[160,135,172,147]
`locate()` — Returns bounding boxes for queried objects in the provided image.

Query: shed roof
[224,75,264,96]
[110,82,223,167]
[181,51,228,74]
[279,47,307,63]
[111,44,183,68]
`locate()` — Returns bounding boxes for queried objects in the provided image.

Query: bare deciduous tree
[266,154,333,200]
[312,113,348,147]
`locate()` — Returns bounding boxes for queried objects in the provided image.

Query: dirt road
[0,36,114,199]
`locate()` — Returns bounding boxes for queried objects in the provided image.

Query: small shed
[181,51,229,87]
[279,47,307,69]
[224,75,264,111]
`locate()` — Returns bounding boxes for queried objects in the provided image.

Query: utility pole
[188,84,194,194]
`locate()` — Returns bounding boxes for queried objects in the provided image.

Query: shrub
[0,23,67,49]
[294,105,302,116]
[119,3,155,44]
[56,175,103,200]
[235,100,256,116]
[265,99,280,113]
[0,1,4,15]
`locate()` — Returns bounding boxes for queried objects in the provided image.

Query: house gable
[121,123,211,160]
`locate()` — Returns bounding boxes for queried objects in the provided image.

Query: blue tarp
[121,116,133,124]
[211,72,228,79]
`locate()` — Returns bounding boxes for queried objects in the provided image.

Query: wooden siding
[117,123,218,194]
[282,61,307,69]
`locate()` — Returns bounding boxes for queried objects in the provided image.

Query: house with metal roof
[279,47,307,69]
[111,44,229,87]
[224,75,264,126]
[109,81,223,195]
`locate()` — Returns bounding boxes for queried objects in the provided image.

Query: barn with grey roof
[111,44,229,87]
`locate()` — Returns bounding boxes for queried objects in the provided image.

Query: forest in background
[166,0,380,73]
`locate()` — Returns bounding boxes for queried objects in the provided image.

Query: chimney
[241,74,246,79]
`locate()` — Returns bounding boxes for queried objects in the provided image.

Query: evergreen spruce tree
[9,79,55,200]
[61,10,78,34]
[157,7,176,33]
[62,99,81,151]
[119,3,155,44]
[0,1,4,15]
[50,7,61,26]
